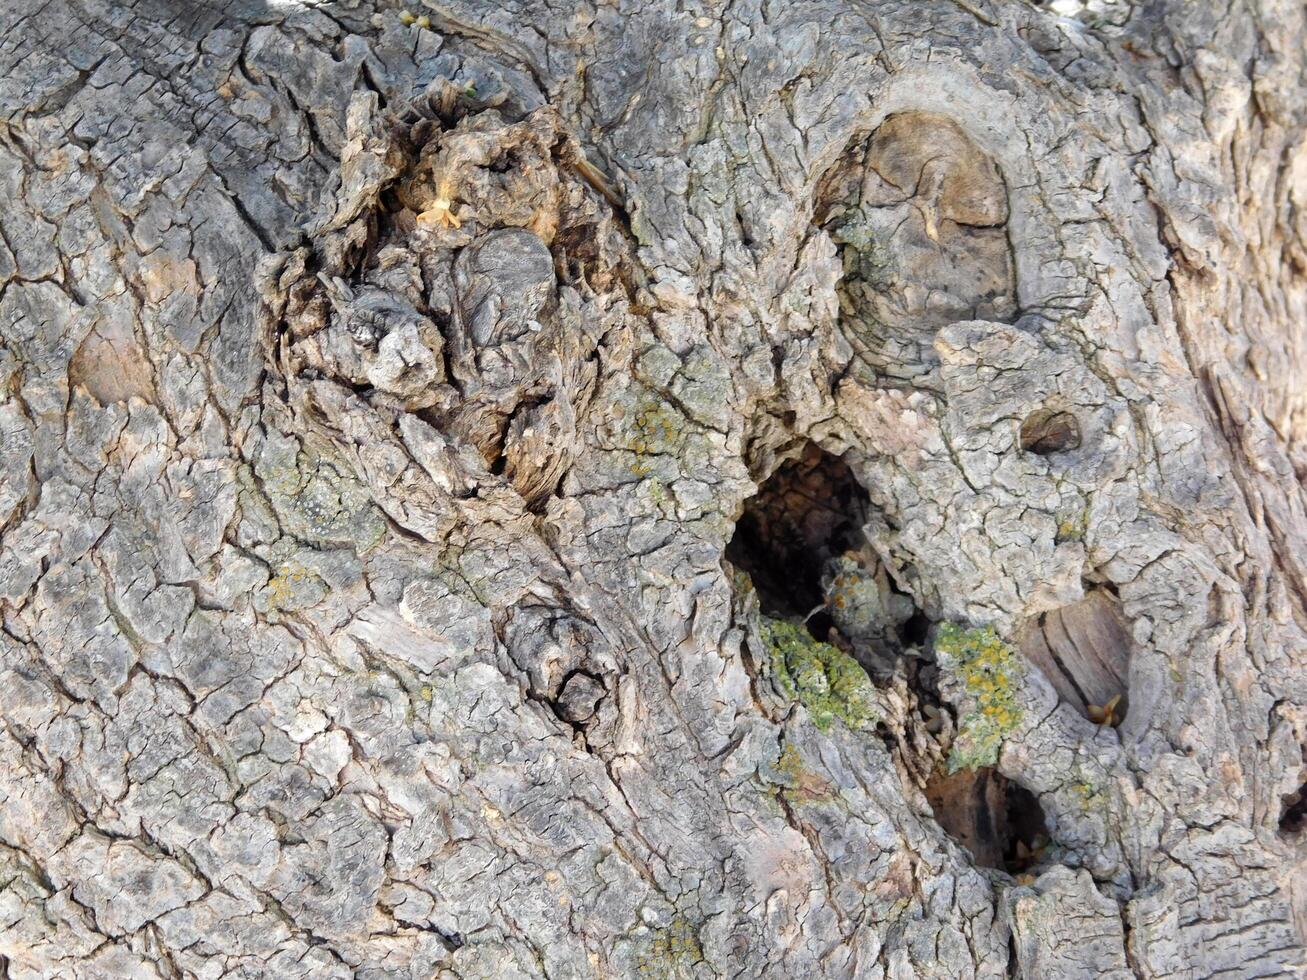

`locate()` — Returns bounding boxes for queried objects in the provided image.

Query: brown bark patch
[815,111,1016,383]
[1017,590,1133,724]
[68,322,154,405]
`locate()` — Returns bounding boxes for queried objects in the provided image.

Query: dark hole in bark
[1282,781,1307,835]
[725,444,870,624]
[435,927,465,951]
[806,609,836,643]
[899,610,931,647]
[924,767,1049,873]
[1019,409,1082,455]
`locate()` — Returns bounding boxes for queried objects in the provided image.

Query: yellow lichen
[635,917,703,978]
[1055,505,1090,543]
[259,561,328,613]
[935,623,1023,772]
[622,398,684,479]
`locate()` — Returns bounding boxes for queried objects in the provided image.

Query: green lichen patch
[760,617,877,732]
[935,624,1023,772]
[602,381,698,485]
[1054,504,1090,543]
[635,917,704,978]
[254,432,386,553]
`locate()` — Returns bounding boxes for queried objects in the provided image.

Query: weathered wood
[1,0,1305,977]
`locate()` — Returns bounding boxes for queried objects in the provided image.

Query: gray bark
[1,0,1306,977]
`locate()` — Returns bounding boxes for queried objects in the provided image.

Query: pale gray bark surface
[1,0,1306,977]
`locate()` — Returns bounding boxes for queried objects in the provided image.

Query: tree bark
[1,0,1306,977]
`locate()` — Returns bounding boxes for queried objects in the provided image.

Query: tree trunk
[2,0,1306,977]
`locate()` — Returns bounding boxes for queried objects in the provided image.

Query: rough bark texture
[2,0,1306,977]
